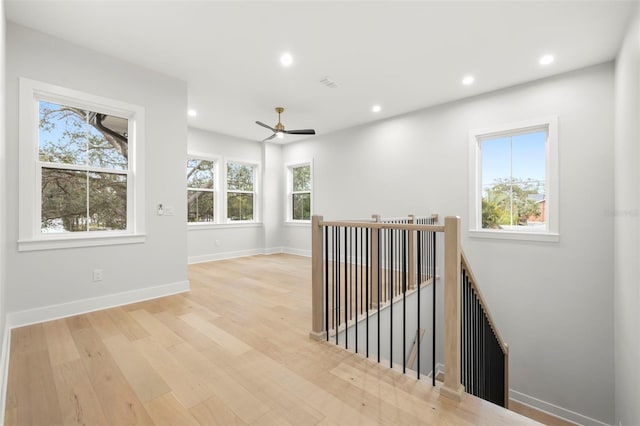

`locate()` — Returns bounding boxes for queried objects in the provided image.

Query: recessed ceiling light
[187,109,197,117]
[539,54,555,66]
[462,75,475,86]
[280,52,293,67]
[372,105,382,113]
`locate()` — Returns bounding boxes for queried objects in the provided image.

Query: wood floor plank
[167,342,271,424]
[43,319,81,366]
[106,307,151,341]
[13,350,63,426]
[5,254,541,426]
[189,395,248,426]
[86,309,121,339]
[102,333,171,403]
[179,312,252,355]
[133,337,216,409]
[70,327,154,425]
[50,359,110,426]
[144,393,200,426]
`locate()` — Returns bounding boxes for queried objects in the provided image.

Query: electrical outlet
[164,205,175,216]
[215,239,220,247]
[93,269,103,282]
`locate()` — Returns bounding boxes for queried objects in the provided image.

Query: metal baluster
[417,230,421,380]
[344,226,348,350]
[324,225,329,342]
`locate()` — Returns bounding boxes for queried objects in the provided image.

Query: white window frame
[468,116,559,242]
[286,161,313,223]
[187,153,218,226]
[18,78,146,251]
[224,159,259,223]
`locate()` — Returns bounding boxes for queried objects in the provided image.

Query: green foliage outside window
[227,162,255,221]
[39,101,128,233]
[292,165,311,220]
[187,159,214,222]
[482,178,541,228]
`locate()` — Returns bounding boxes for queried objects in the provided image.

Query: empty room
[0,1,638,425]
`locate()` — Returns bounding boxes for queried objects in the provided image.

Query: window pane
[227,192,253,221]
[39,101,128,171]
[292,193,311,220]
[293,165,311,192]
[227,163,254,191]
[187,159,214,189]
[88,172,127,231]
[39,101,88,165]
[480,130,547,231]
[87,114,128,170]
[188,190,214,222]
[41,168,87,232]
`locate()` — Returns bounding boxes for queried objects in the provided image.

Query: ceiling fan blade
[256,121,276,132]
[284,129,316,135]
[262,133,277,142]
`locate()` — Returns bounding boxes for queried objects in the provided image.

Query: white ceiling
[5,1,637,143]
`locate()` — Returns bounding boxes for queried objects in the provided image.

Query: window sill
[188,222,263,230]
[468,229,559,242]
[284,221,311,227]
[18,233,146,252]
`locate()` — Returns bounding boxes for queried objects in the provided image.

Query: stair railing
[311,214,509,407]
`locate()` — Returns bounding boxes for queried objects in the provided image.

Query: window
[288,163,312,221]
[469,116,558,241]
[226,161,257,221]
[19,78,145,251]
[187,157,215,223]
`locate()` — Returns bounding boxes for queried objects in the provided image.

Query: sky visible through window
[481,131,546,194]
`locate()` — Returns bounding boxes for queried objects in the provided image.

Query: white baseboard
[282,247,311,257]
[6,280,190,329]
[188,249,265,264]
[188,247,311,264]
[0,324,10,426]
[263,246,284,255]
[510,389,610,426]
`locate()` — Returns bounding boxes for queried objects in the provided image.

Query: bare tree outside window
[39,101,128,233]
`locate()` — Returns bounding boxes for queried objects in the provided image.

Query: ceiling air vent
[320,76,338,89]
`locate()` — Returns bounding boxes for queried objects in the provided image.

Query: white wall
[614,5,640,426]
[282,64,615,424]
[5,23,188,322]
[0,0,8,421]
[188,127,284,262]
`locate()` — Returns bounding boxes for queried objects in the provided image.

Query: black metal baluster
[417,230,421,380]
[325,225,329,342]
[402,229,407,374]
[366,227,369,358]
[344,226,348,350]
[377,227,381,363]
[432,231,436,386]
[389,228,393,368]
[354,227,358,354]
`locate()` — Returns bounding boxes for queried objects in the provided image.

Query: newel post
[310,215,326,340]
[440,216,465,401]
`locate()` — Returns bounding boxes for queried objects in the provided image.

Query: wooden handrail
[319,220,445,232]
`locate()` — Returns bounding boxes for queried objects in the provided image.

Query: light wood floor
[5,254,542,425]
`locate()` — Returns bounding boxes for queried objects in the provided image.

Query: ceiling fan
[256,107,316,142]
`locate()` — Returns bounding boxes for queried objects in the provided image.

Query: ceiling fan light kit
[256,107,316,142]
